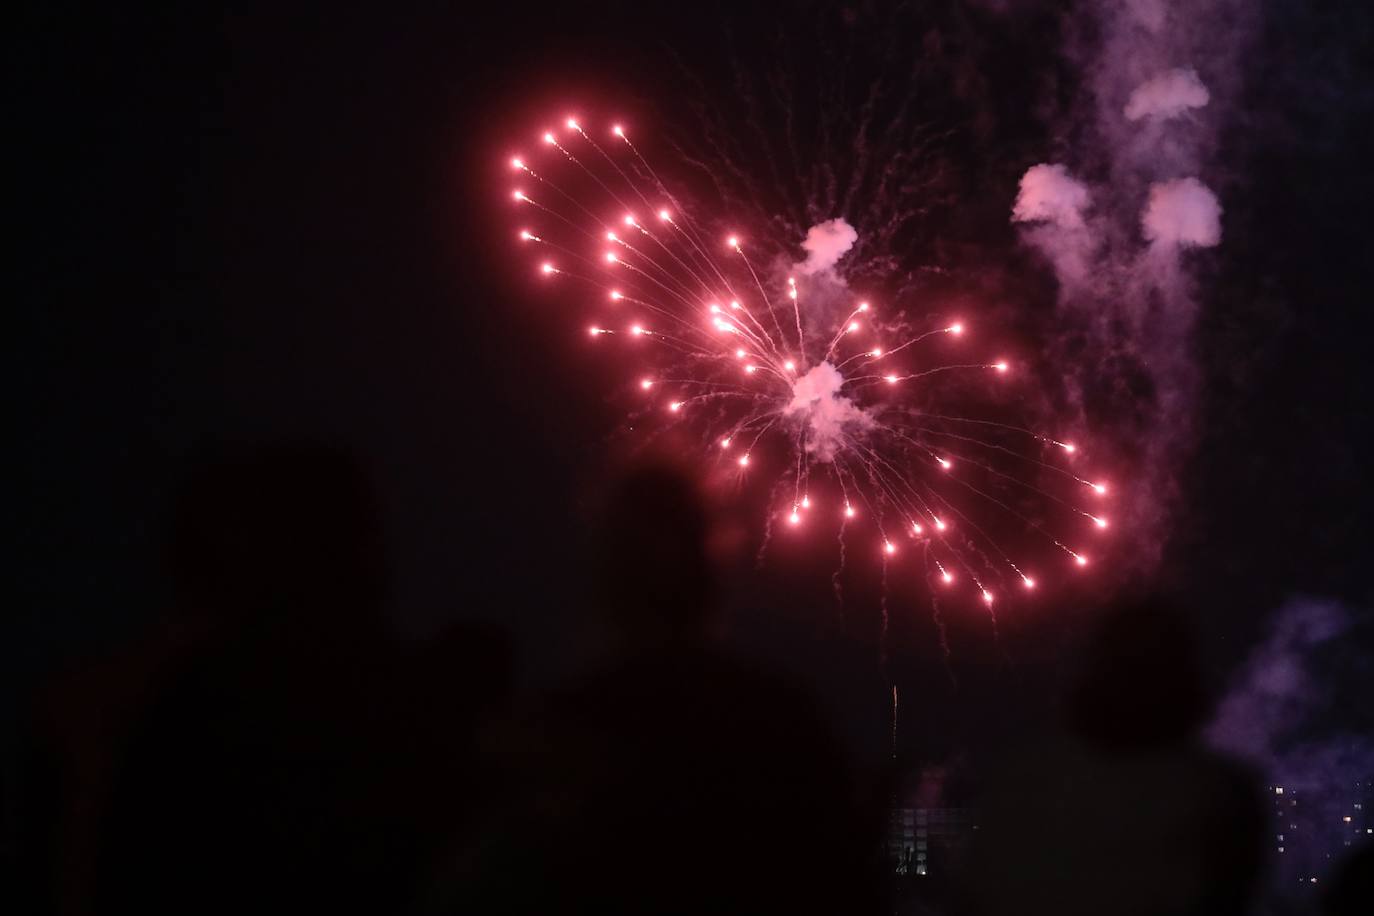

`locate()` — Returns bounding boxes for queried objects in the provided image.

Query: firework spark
[506,116,1112,607]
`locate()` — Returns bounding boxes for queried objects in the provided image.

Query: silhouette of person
[93,444,505,916]
[13,449,273,916]
[434,458,873,915]
[968,596,1264,916]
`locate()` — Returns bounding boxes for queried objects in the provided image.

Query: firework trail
[507,116,1113,611]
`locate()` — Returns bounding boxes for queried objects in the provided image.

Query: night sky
[12,2,1374,776]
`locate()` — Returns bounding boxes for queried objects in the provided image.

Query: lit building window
[1278,847,1284,853]
[1275,787,1284,794]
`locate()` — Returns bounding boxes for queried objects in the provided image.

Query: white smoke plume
[1012,164,1098,293]
[1142,177,1223,248]
[796,217,858,276]
[785,361,874,462]
[781,222,877,463]
[1124,67,1211,121]
[1012,163,1092,229]
[1010,0,1256,570]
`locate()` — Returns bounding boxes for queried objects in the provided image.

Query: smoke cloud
[1142,177,1223,248]
[785,361,874,462]
[1124,67,1211,121]
[1012,164,1092,230]
[1010,0,1255,570]
[1011,164,1098,291]
[796,218,858,276]
[1207,599,1350,761]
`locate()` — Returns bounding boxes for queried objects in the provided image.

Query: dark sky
[12,1,1374,772]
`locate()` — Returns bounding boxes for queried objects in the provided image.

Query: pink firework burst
[507,115,1112,606]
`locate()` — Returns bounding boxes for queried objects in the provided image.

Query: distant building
[887,805,976,877]
[1267,779,1371,890]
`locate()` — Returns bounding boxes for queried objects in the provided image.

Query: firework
[506,116,1111,606]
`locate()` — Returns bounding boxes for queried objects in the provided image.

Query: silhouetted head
[593,459,715,644]
[1065,595,1207,751]
[167,443,385,625]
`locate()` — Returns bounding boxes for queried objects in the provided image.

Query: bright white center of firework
[784,361,875,463]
